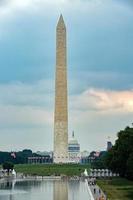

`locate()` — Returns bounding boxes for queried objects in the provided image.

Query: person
[93,178,96,185]
[94,188,96,194]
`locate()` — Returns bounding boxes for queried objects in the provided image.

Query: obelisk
[54,15,68,163]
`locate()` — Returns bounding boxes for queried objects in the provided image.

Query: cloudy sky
[0,0,133,152]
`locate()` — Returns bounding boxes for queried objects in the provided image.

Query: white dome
[68,131,80,145]
[69,138,79,145]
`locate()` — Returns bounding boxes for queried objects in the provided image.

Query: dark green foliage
[0,149,38,164]
[0,152,13,164]
[105,126,133,180]
[91,151,107,169]
[126,152,133,180]
[2,161,14,174]
[15,149,33,164]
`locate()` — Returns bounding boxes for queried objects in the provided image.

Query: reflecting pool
[0,179,91,200]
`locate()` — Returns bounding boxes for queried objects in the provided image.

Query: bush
[2,161,14,175]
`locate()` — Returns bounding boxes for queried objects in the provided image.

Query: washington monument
[54,15,68,163]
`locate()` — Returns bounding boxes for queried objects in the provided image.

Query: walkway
[90,184,107,200]
[85,179,107,200]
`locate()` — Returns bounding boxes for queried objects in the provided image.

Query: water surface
[0,179,91,200]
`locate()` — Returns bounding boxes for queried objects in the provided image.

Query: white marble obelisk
[54,15,68,163]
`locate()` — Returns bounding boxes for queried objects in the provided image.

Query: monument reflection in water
[54,180,68,200]
[0,179,90,200]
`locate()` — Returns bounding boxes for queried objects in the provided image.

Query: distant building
[80,150,90,164]
[68,131,80,163]
[36,151,53,158]
[107,141,112,151]
[28,155,53,164]
[81,150,90,158]
[28,151,53,164]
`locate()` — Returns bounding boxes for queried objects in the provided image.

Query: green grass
[97,178,133,200]
[14,164,90,176]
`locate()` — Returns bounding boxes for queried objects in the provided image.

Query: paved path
[85,179,107,200]
[90,184,107,200]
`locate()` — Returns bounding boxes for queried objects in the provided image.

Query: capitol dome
[69,131,79,144]
[68,131,81,163]
[69,138,79,145]
[68,131,80,152]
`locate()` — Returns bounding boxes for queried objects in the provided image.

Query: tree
[91,151,107,169]
[105,126,133,179]
[126,152,133,180]
[2,162,14,175]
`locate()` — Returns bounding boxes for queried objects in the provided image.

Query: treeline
[105,126,133,180]
[93,126,133,180]
[0,149,37,164]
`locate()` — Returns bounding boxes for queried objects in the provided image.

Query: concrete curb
[85,179,95,200]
